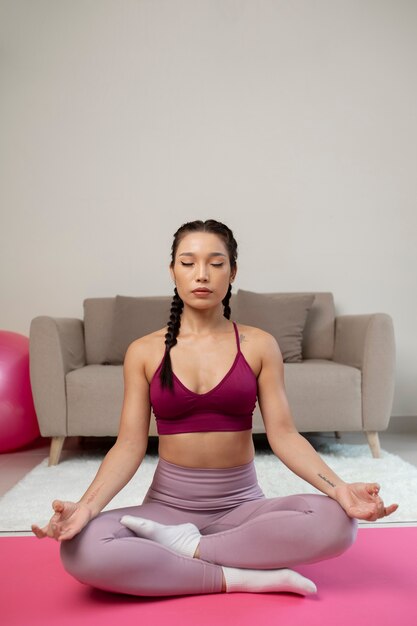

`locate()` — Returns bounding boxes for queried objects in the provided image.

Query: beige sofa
[29,291,396,465]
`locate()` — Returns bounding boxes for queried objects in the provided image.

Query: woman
[32,219,398,598]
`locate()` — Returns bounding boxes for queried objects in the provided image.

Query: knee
[59,527,96,583]
[325,498,359,554]
[59,516,114,584]
[304,495,358,558]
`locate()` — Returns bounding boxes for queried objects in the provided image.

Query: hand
[333,482,399,521]
[31,499,93,542]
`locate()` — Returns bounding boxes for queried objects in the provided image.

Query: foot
[120,515,202,558]
[222,565,317,596]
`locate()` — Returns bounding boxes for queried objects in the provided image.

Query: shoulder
[234,322,282,357]
[124,327,167,372]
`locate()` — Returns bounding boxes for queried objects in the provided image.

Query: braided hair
[159,219,238,391]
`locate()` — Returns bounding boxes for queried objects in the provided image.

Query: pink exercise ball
[0,330,40,453]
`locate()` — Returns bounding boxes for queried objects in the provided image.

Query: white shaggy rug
[0,442,415,531]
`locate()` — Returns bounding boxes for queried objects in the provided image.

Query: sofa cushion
[84,298,117,365]
[235,289,315,362]
[300,292,335,360]
[104,294,172,364]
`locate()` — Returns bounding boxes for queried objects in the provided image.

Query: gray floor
[1,416,416,534]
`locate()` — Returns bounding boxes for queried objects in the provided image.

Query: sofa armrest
[333,313,396,430]
[29,316,85,437]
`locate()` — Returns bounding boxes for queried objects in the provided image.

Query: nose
[196,264,209,282]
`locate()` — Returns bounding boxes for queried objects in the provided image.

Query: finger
[36,523,55,539]
[51,511,63,523]
[367,483,380,495]
[31,524,46,539]
[51,523,62,539]
[383,504,399,517]
[370,499,399,521]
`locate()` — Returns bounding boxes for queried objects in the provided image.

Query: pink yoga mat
[3,527,416,626]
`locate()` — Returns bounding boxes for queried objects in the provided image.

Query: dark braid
[222,283,232,320]
[160,219,238,391]
[159,288,184,391]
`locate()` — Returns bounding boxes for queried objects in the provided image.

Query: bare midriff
[158,429,255,468]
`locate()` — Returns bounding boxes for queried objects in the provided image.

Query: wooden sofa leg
[49,436,66,466]
[366,431,381,458]
[334,431,341,439]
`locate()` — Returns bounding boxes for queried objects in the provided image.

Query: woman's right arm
[32,338,152,540]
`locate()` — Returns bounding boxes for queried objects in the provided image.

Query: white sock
[222,566,317,596]
[120,515,201,558]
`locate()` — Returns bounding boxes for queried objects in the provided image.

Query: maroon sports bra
[149,321,258,435]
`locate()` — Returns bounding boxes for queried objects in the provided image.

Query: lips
[192,289,212,293]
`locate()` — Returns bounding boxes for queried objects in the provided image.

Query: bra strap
[232,321,241,353]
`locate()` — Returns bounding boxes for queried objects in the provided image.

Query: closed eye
[181,262,224,267]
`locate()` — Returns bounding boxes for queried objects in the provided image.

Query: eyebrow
[178,252,227,258]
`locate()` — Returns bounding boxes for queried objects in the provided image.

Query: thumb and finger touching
[32,500,74,540]
[338,482,399,521]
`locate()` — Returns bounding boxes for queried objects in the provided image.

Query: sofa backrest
[84,295,173,365]
[83,291,335,365]
[293,292,335,360]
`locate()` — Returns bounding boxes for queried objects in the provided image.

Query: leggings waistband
[142,456,265,511]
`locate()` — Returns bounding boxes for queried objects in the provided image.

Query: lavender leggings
[60,456,358,597]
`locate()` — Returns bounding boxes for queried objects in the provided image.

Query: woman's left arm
[256,331,399,521]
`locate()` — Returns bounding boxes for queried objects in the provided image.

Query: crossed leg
[60,492,358,597]
[60,501,224,597]
[197,492,358,568]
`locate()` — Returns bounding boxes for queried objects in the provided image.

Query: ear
[169,265,176,284]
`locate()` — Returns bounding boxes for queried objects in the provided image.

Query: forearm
[77,441,147,518]
[268,432,347,498]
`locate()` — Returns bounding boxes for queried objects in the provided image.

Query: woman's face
[170,232,236,307]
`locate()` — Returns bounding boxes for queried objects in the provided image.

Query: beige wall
[1,1,416,417]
